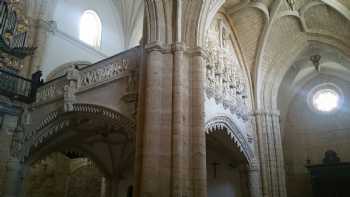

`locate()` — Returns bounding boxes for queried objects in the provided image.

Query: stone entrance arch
[205,116,262,197]
[22,103,135,163]
[18,103,136,197]
[205,116,254,164]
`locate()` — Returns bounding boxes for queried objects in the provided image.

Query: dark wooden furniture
[306,150,350,197]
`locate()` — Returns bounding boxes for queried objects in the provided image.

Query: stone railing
[79,56,129,91]
[35,76,66,104]
[35,46,142,105]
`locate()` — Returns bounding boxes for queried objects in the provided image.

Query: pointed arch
[205,116,255,164]
[21,103,135,164]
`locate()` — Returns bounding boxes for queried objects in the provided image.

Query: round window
[307,83,343,113]
[312,89,340,112]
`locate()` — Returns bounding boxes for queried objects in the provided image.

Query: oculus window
[312,89,340,112]
[79,10,102,48]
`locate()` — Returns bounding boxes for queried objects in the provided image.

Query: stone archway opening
[19,104,136,197]
[206,129,250,197]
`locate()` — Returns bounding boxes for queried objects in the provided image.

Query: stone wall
[0,128,12,196]
[0,111,19,196]
[206,131,250,197]
[207,148,245,197]
[24,154,103,197]
[66,165,103,197]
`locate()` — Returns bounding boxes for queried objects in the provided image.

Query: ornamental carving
[205,16,249,121]
[286,0,296,10]
[36,77,66,103]
[205,116,254,163]
[35,47,141,105]
[79,58,128,89]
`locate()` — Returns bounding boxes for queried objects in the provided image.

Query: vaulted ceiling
[111,0,144,48]
[216,0,350,110]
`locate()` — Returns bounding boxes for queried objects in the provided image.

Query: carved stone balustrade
[35,46,141,106]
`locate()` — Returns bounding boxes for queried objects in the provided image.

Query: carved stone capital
[188,47,208,58]
[171,42,186,52]
[144,41,171,53]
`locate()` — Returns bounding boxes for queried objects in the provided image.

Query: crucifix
[211,162,220,178]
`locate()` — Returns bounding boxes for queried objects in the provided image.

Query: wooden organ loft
[0,0,41,104]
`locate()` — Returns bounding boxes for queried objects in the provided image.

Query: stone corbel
[64,66,80,112]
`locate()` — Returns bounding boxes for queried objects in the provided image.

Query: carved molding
[205,116,255,163]
[79,58,129,91]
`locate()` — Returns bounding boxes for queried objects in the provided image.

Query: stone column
[135,45,173,197]
[271,114,287,197]
[100,177,107,197]
[3,158,24,197]
[191,48,207,197]
[254,111,287,197]
[136,45,207,197]
[171,42,190,197]
[248,164,263,197]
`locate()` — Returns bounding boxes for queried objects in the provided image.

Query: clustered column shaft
[254,111,287,197]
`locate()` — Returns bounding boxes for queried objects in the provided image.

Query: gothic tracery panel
[205,16,249,121]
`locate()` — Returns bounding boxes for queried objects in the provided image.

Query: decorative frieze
[35,77,66,103]
[79,58,129,90]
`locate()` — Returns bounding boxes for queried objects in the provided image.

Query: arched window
[79,10,102,48]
